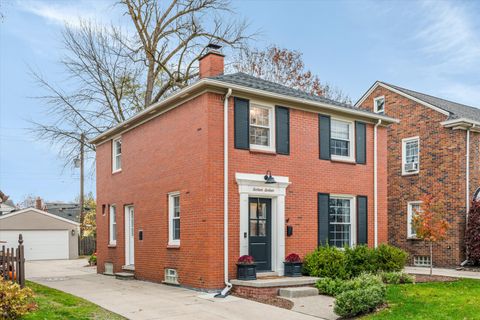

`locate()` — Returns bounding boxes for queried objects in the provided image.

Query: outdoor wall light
[264,170,276,184]
[71,229,76,236]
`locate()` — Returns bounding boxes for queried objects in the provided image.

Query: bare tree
[32,0,251,167]
[233,45,351,104]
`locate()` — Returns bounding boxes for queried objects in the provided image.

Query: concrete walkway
[26,259,321,320]
[405,266,480,280]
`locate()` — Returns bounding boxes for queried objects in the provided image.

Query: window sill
[108,244,117,248]
[112,169,122,175]
[249,148,277,155]
[402,172,419,176]
[167,244,180,249]
[407,237,420,241]
[330,158,356,165]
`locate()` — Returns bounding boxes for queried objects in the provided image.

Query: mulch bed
[411,274,458,283]
[231,293,293,309]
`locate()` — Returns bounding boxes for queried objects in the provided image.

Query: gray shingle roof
[210,72,372,114]
[45,202,81,223]
[381,82,480,122]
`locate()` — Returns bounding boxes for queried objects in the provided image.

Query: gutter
[216,88,233,298]
[374,119,382,248]
[89,79,398,145]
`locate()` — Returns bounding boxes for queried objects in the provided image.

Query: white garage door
[0,230,69,260]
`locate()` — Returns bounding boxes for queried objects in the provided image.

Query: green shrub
[316,273,384,297]
[0,279,36,319]
[380,271,415,284]
[303,245,349,279]
[89,252,97,266]
[315,277,346,296]
[345,245,376,277]
[373,244,408,272]
[334,284,386,318]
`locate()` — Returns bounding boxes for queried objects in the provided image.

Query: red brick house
[90,48,396,291]
[356,82,480,267]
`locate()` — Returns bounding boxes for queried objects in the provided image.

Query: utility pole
[79,133,85,237]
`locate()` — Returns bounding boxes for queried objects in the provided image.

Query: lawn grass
[363,279,480,320]
[22,281,125,320]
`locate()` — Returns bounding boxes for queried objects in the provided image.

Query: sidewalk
[405,266,480,280]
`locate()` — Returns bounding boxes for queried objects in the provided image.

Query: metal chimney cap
[206,43,222,51]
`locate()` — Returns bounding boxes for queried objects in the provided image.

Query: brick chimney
[35,197,43,210]
[199,44,224,79]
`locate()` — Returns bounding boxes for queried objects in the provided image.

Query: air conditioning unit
[404,162,418,172]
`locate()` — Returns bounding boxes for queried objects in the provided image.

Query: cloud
[414,0,480,69]
[17,0,118,28]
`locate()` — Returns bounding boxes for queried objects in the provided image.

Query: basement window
[164,268,179,284]
[414,255,431,267]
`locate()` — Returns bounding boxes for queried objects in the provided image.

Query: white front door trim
[124,206,135,266]
[235,172,290,274]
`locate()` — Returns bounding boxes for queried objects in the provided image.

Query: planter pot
[237,264,257,280]
[284,262,303,277]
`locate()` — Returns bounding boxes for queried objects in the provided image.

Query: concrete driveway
[26,259,319,320]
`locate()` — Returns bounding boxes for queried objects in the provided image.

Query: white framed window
[164,268,179,284]
[249,103,275,152]
[414,255,431,267]
[109,205,117,245]
[112,137,122,173]
[168,192,180,246]
[330,118,354,161]
[329,195,356,248]
[374,96,385,113]
[407,201,422,239]
[402,137,420,175]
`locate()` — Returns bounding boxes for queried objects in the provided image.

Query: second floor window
[402,137,419,175]
[112,137,122,172]
[330,119,353,160]
[249,104,275,151]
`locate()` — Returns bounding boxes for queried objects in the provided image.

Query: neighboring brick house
[90,48,396,291]
[356,82,480,267]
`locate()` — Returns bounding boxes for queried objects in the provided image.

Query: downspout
[462,125,474,266]
[216,88,233,298]
[374,119,382,248]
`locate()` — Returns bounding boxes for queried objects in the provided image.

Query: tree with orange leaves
[412,195,450,276]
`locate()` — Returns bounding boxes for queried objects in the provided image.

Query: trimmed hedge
[379,271,415,284]
[304,244,408,279]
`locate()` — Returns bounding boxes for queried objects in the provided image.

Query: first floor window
[109,205,117,245]
[402,137,419,174]
[329,196,354,248]
[168,193,180,246]
[112,137,122,172]
[249,103,274,151]
[330,119,353,159]
[407,201,422,239]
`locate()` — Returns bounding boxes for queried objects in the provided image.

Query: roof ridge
[381,81,479,111]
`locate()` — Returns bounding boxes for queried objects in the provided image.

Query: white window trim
[112,137,122,173]
[168,192,180,246]
[407,201,422,239]
[249,102,276,152]
[329,194,357,248]
[109,205,117,245]
[374,96,385,113]
[402,136,420,175]
[330,117,355,162]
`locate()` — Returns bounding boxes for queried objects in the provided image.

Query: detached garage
[0,208,79,260]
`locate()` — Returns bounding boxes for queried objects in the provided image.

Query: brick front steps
[230,276,319,309]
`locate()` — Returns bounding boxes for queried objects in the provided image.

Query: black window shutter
[234,97,249,150]
[275,106,290,155]
[357,196,368,245]
[319,115,331,160]
[318,193,330,246]
[355,121,366,164]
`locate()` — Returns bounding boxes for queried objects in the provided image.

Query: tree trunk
[429,241,433,276]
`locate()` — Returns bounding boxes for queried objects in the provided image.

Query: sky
[1,0,480,204]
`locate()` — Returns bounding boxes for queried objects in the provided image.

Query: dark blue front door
[248,197,272,271]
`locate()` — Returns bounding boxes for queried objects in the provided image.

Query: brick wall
[96,91,389,290]
[359,86,473,266]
